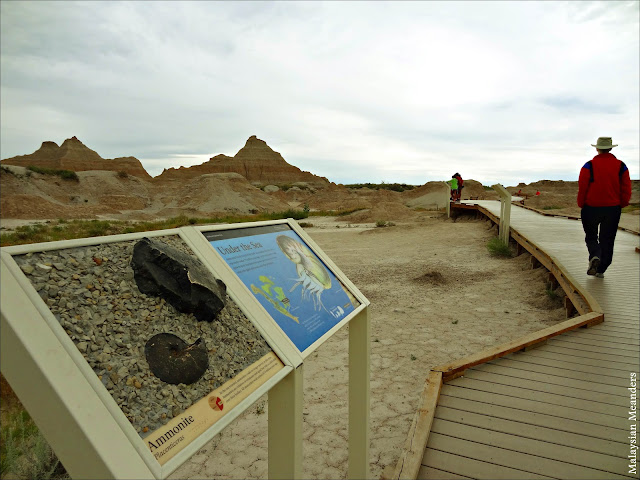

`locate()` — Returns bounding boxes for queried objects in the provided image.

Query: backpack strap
[619,161,626,179]
[587,160,594,183]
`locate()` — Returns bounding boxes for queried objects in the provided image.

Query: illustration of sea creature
[276,235,331,311]
[251,276,299,323]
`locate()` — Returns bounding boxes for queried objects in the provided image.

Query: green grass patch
[545,287,559,300]
[1,409,68,479]
[542,205,562,210]
[1,209,363,247]
[345,182,416,192]
[486,237,514,257]
[622,203,640,213]
[27,165,79,181]
[309,208,361,217]
[483,185,494,190]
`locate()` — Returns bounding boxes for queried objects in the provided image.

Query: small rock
[20,265,34,275]
[76,342,88,352]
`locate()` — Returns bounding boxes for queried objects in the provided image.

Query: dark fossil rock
[145,333,209,385]
[131,237,226,322]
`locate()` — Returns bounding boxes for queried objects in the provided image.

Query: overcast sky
[1,1,638,186]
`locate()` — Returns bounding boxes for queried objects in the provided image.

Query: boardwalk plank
[493,354,632,381]
[435,401,628,458]
[552,335,640,351]
[445,378,630,423]
[573,330,640,343]
[545,339,640,360]
[460,369,629,407]
[430,418,631,478]
[421,449,553,480]
[541,344,640,364]
[417,465,473,479]
[425,432,630,480]
[482,358,631,388]
[519,345,638,370]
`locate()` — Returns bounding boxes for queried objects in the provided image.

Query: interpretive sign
[0,229,292,479]
[203,223,361,354]
[1,221,370,479]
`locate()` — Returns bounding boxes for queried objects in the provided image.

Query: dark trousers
[581,205,622,274]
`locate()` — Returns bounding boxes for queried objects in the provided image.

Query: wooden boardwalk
[419,201,639,479]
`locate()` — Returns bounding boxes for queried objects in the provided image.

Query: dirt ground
[168,212,569,480]
[0,196,635,479]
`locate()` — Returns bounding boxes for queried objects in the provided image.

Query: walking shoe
[587,257,600,276]
[595,273,604,278]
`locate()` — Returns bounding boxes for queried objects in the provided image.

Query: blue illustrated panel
[205,225,358,352]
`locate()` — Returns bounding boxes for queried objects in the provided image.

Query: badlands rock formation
[1,134,527,222]
[2,136,151,179]
[155,135,329,186]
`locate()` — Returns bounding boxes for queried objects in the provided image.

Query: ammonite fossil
[145,333,208,385]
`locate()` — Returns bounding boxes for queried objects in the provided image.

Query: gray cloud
[1,1,638,185]
[539,96,622,114]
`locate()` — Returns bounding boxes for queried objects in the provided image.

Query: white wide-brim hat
[591,137,618,149]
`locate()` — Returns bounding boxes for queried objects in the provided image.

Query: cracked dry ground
[170,213,567,480]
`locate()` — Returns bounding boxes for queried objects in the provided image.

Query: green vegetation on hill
[26,165,79,181]
[0,208,362,247]
[345,182,416,192]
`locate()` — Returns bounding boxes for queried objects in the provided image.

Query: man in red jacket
[577,137,632,278]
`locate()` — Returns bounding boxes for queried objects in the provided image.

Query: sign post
[349,307,370,479]
[493,184,512,243]
[268,365,303,479]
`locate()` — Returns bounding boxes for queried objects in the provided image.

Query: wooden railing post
[492,184,512,244]
[442,182,451,218]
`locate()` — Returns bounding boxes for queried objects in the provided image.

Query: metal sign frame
[0,219,371,479]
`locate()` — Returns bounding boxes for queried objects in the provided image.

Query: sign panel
[204,224,360,353]
[5,232,287,472]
